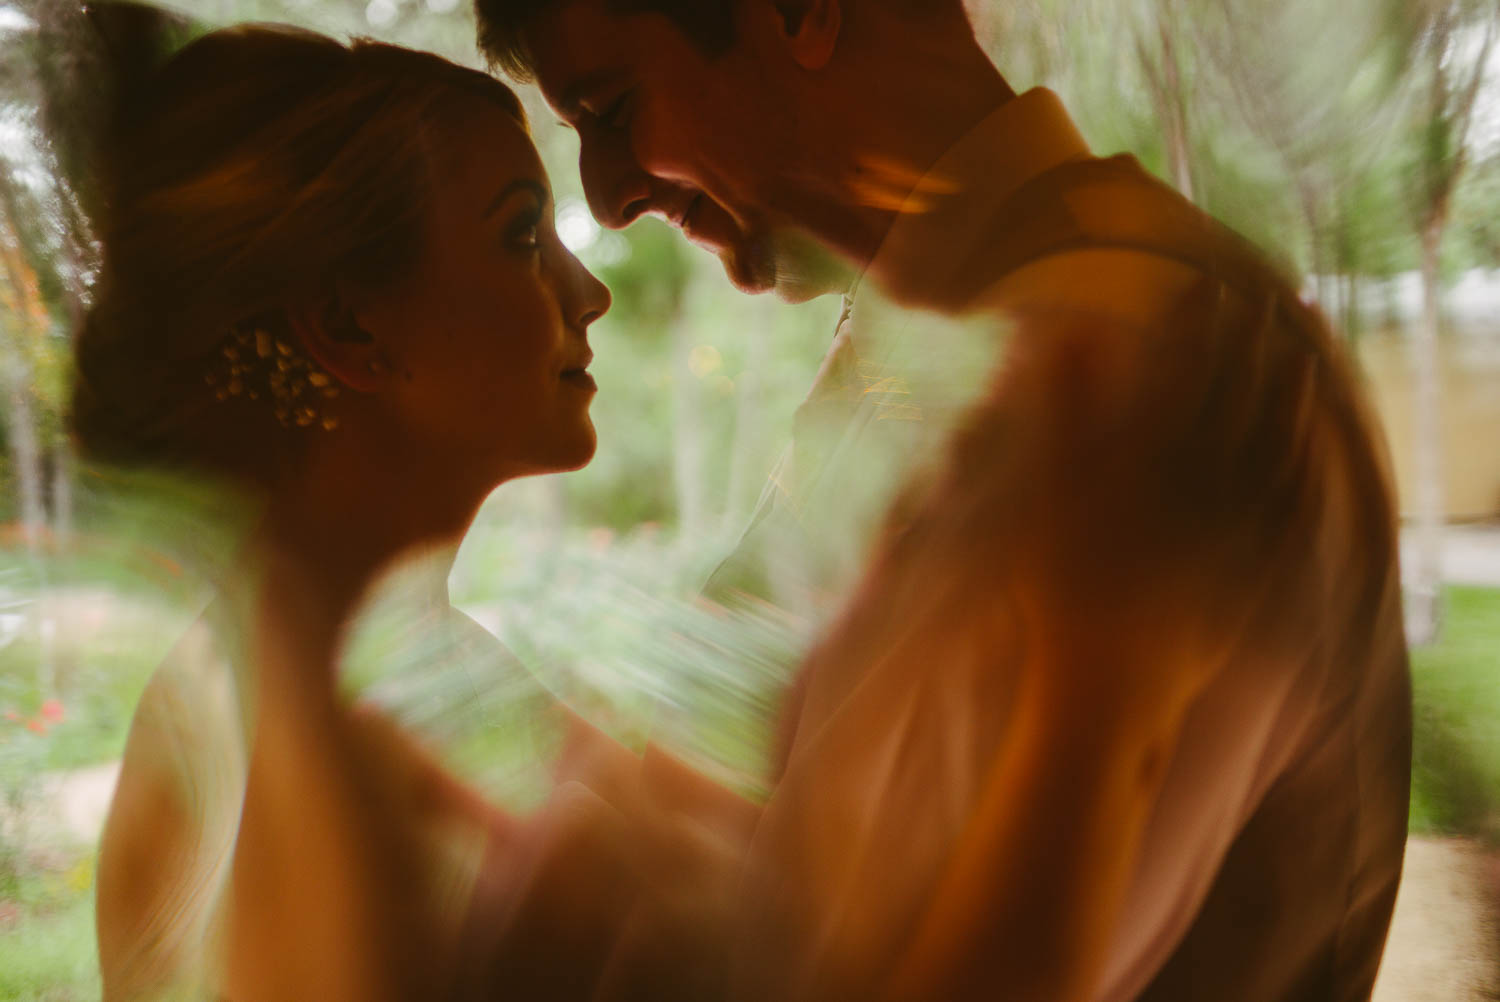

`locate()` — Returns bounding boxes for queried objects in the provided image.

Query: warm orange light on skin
[846,153,963,214]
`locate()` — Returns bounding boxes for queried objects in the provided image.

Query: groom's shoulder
[981,154,1302,309]
[924,158,1385,566]
[974,153,1352,406]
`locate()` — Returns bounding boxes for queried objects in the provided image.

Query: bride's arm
[96,623,245,1002]
[96,672,203,1002]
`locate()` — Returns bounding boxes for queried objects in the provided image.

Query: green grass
[0,859,100,1002]
[1408,585,1500,839]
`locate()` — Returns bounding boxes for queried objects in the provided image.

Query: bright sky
[1469,29,1500,159]
[0,5,29,32]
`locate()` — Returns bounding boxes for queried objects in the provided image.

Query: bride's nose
[563,250,611,329]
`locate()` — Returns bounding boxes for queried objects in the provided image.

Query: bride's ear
[286,292,389,394]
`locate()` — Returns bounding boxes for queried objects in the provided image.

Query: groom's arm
[735,285,1336,1001]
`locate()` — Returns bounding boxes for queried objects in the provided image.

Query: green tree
[1398,0,1497,645]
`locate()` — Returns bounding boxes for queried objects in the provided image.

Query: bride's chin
[485,418,598,482]
[561,444,597,473]
[553,424,598,473]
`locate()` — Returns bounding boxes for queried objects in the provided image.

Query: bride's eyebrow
[482,179,549,219]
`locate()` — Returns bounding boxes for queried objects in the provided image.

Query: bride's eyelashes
[505,203,544,254]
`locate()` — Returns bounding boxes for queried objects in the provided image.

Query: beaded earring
[206,325,342,430]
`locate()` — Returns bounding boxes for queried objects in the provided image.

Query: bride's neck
[238,444,482,677]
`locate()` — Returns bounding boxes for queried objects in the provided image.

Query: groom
[476,1,1411,999]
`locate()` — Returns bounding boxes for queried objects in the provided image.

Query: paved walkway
[1372,837,1500,1002]
[38,759,119,845]
[1402,525,1500,587]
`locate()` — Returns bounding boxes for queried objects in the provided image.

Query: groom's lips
[670,193,700,230]
[675,194,712,247]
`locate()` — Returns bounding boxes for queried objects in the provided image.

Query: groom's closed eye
[589,91,632,131]
[556,70,627,125]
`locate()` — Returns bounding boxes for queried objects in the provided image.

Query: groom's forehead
[508,0,651,60]
[491,0,736,85]
[526,2,691,106]
[524,6,618,108]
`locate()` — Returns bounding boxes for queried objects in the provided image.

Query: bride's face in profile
[350,97,611,486]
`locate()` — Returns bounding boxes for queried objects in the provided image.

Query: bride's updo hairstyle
[70,5,525,478]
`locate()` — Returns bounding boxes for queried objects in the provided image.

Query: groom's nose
[580,132,652,230]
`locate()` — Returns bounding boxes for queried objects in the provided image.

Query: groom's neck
[790,19,1016,274]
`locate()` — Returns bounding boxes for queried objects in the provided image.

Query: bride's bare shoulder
[95,612,246,1000]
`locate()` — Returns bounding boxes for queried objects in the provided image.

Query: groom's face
[526,3,816,296]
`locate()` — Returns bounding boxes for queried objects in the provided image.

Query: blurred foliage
[0,862,100,1002]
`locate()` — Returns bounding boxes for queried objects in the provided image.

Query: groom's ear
[775,0,842,70]
[286,291,390,395]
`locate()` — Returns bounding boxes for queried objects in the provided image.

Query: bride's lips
[560,363,596,392]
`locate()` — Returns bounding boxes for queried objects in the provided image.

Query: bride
[60,8,707,1000]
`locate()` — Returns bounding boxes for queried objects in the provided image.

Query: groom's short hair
[475,0,966,81]
[476,0,737,81]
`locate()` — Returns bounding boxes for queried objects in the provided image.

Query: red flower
[2,710,18,723]
[40,699,64,722]
[26,719,46,735]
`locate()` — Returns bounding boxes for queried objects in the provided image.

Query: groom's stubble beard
[766,225,858,303]
[698,136,856,301]
[721,221,855,303]
[717,226,777,295]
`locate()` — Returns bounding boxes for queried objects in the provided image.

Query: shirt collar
[863,87,1092,313]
